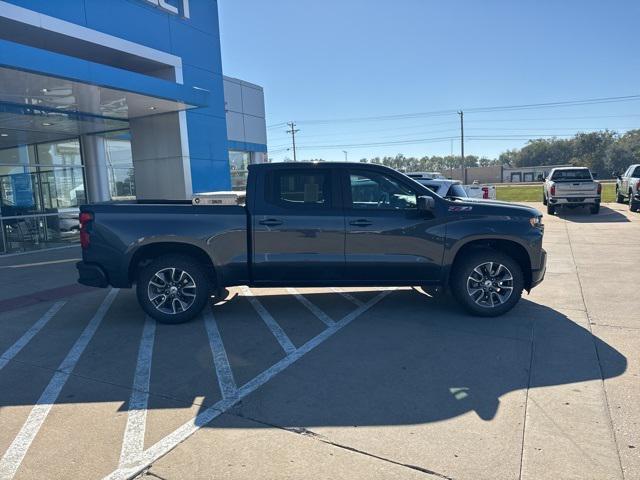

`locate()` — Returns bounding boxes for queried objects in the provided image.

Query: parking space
[0,203,638,480]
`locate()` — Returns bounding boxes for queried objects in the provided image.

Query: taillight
[482,186,489,199]
[550,185,556,196]
[636,180,640,192]
[79,212,93,249]
[597,183,602,195]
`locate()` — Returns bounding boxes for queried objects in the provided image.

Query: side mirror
[417,195,435,212]
[592,172,598,179]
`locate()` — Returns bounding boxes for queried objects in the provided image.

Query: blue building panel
[189,157,232,192]
[83,0,174,52]
[168,18,222,74]
[185,112,228,160]
[6,0,88,25]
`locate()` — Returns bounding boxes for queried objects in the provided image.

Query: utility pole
[342,150,348,162]
[458,110,466,184]
[286,121,299,162]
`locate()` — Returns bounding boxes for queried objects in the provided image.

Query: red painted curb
[0,284,97,313]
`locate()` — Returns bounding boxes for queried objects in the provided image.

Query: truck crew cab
[77,162,546,323]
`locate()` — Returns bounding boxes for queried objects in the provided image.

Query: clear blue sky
[218,0,640,162]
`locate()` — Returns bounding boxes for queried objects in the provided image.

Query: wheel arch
[447,239,533,291]
[128,242,218,287]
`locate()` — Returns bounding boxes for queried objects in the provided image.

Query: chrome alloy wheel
[147,267,197,315]
[466,262,514,308]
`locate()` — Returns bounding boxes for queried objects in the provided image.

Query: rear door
[251,167,345,283]
[342,168,444,284]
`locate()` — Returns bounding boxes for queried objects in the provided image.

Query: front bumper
[76,261,109,288]
[531,248,547,289]
[548,196,600,206]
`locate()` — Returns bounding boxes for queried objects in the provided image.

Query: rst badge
[144,0,190,19]
[448,206,473,212]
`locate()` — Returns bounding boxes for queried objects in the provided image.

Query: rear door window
[268,170,331,208]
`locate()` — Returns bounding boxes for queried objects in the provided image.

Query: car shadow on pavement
[201,291,627,429]
[0,290,627,432]
[554,205,630,223]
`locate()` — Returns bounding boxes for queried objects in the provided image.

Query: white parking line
[0,289,119,480]
[102,288,395,480]
[118,316,156,468]
[203,308,238,399]
[286,288,335,326]
[330,287,364,307]
[241,286,296,354]
[0,301,66,371]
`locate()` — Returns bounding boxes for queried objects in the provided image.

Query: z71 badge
[448,206,473,212]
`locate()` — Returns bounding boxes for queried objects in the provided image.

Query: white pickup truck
[543,167,601,215]
[615,164,640,212]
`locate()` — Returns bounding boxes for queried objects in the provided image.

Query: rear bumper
[76,262,109,288]
[531,248,547,289]
[549,196,600,205]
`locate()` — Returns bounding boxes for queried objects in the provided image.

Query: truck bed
[80,202,250,288]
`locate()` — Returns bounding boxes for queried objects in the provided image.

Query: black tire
[590,203,600,214]
[542,193,547,206]
[616,188,625,204]
[136,255,211,324]
[450,248,524,317]
[547,204,555,215]
[630,193,640,213]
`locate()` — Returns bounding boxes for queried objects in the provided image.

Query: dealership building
[0,0,267,254]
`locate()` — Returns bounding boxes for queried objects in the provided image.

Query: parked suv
[615,164,640,212]
[543,167,601,215]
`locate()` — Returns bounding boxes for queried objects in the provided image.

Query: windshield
[550,169,592,181]
[447,184,468,198]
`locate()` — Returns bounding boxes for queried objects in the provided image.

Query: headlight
[529,216,543,228]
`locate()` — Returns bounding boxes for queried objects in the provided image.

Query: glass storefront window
[36,141,82,166]
[104,131,136,200]
[2,214,79,253]
[229,151,250,191]
[0,139,84,253]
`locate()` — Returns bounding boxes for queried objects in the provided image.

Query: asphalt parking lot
[0,202,638,480]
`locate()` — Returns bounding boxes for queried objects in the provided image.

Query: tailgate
[555,182,598,196]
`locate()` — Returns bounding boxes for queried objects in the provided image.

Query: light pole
[342,150,348,162]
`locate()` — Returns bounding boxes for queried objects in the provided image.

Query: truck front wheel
[450,249,524,317]
[136,255,211,324]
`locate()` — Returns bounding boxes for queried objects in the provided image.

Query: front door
[252,167,345,283]
[343,169,444,284]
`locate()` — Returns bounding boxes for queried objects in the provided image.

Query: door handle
[349,219,372,227]
[259,218,283,226]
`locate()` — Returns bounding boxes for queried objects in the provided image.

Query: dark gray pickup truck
[77,162,546,323]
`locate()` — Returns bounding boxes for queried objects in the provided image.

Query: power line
[271,133,584,152]
[267,93,640,127]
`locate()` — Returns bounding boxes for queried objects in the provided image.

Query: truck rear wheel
[450,248,524,317]
[547,204,555,215]
[136,255,211,324]
[630,193,639,212]
[590,203,600,214]
[616,187,625,204]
